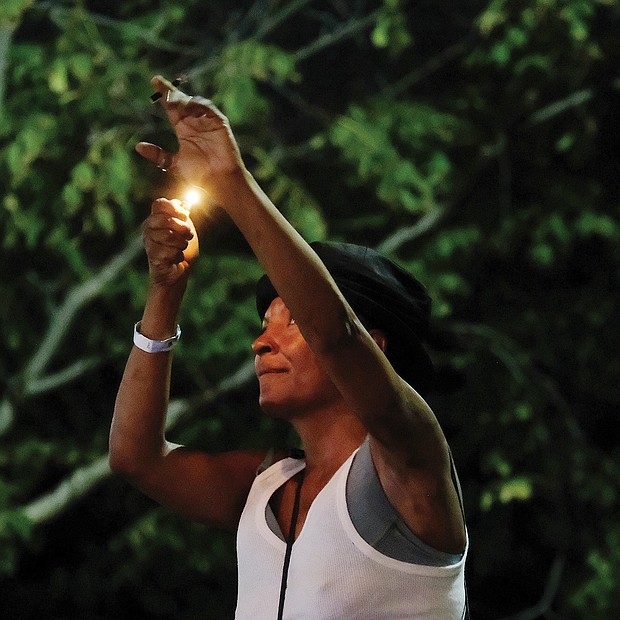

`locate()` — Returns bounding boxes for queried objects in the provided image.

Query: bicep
[319,320,439,457]
[126,447,267,530]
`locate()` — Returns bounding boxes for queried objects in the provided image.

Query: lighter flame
[184,188,201,209]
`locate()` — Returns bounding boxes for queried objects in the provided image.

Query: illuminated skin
[253,297,342,419]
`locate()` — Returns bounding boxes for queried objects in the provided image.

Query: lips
[256,365,288,378]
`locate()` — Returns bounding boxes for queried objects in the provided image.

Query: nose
[252,330,276,356]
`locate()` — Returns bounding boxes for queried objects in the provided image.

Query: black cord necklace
[276,468,305,620]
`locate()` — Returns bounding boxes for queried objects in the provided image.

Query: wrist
[140,282,185,340]
[200,167,249,210]
[148,269,190,292]
[146,276,187,307]
[133,321,181,353]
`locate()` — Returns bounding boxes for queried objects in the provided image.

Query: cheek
[290,343,324,379]
[284,336,338,395]
[295,354,338,396]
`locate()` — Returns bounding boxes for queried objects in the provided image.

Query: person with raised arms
[110,76,468,619]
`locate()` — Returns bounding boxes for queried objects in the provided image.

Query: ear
[368,328,388,354]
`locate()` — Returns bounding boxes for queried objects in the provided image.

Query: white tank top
[235,450,468,619]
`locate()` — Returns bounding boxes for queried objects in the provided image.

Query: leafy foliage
[1,0,619,618]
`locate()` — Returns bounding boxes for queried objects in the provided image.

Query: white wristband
[133,322,181,353]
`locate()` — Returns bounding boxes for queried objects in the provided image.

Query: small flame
[184,188,201,209]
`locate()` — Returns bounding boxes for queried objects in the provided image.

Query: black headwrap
[255,241,436,394]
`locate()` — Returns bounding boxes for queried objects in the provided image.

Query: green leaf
[371,15,391,49]
[371,7,412,56]
[69,53,93,81]
[529,242,554,266]
[217,76,268,125]
[48,59,69,94]
[498,477,533,503]
[71,161,95,191]
[576,212,618,238]
[102,147,132,199]
[94,203,115,235]
[0,0,34,26]
[62,183,82,215]
[477,0,508,35]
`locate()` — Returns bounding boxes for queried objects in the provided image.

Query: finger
[162,249,187,266]
[151,197,178,216]
[149,251,185,271]
[169,199,189,216]
[170,94,225,124]
[149,75,177,102]
[164,92,225,128]
[185,96,225,118]
[135,143,175,172]
[162,90,198,127]
[145,212,193,237]
[147,213,192,232]
[144,237,187,264]
[149,76,185,125]
[144,213,194,239]
[166,91,216,115]
[147,229,190,250]
[149,75,223,127]
[165,89,193,106]
[149,198,188,218]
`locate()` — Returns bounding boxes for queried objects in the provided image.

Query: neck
[291,403,366,478]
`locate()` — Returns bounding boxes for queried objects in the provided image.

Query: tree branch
[21,454,111,524]
[294,10,380,62]
[528,89,593,126]
[499,555,565,620]
[254,0,314,40]
[0,399,14,436]
[449,321,584,444]
[23,233,143,383]
[449,321,529,384]
[376,207,446,254]
[0,233,144,438]
[34,1,197,55]
[0,23,12,118]
[9,359,256,527]
[24,357,102,397]
[385,33,475,98]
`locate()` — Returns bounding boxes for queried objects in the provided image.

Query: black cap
[255,241,436,394]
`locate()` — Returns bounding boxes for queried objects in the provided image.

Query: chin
[258,395,288,418]
[258,393,310,420]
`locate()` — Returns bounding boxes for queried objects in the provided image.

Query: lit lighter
[177,187,202,214]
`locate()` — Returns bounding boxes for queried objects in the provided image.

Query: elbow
[108,443,136,479]
[109,450,154,487]
[108,433,148,481]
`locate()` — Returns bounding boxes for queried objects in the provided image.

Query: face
[252,297,341,418]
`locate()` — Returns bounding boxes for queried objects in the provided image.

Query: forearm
[213,170,354,349]
[109,281,186,476]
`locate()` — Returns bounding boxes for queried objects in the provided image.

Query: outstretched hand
[136,75,245,190]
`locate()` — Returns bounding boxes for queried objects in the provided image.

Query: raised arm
[109,197,264,529]
[138,77,466,551]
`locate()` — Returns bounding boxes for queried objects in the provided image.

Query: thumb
[135,142,173,170]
